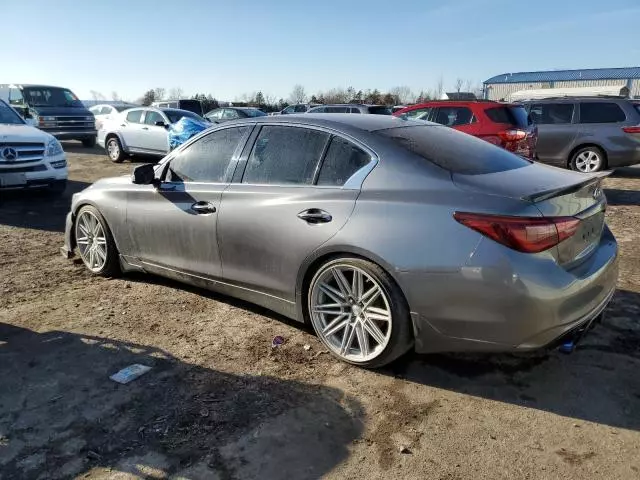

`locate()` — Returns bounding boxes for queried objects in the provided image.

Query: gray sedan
[62,115,618,368]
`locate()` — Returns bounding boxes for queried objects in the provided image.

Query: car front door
[141,110,170,153]
[124,125,252,279]
[527,102,578,166]
[218,125,374,302]
[120,109,146,149]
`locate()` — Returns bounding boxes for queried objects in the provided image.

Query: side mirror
[131,163,156,185]
[155,120,166,127]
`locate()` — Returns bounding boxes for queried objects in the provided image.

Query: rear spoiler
[521,171,612,203]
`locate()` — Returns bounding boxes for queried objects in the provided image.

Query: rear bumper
[407,226,619,354]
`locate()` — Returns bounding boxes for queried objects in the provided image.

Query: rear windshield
[376,125,531,175]
[164,109,204,124]
[0,101,25,125]
[368,106,392,115]
[485,106,530,127]
[114,104,135,112]
[242,108,267,117]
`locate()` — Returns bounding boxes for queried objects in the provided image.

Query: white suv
[0,100,67,194]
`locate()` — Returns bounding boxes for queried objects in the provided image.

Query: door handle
[191,201,216,214]
[297,208,332,224]
[142,127,149,130]
[120,124,126,127]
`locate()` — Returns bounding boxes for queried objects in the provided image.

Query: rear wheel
[570,146,606,173]
[75,205,120,277]
[307,257,413,368]
[106,136,126,163]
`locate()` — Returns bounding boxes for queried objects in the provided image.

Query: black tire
[82,137,96,148]
[307,256,413,368]
[106,136,126,163]
[74,205,120,277]
[570,146,606,173]
[46,180,67,197]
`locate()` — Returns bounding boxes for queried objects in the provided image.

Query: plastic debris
[303,344,311,351]
[271,336,285,348]
[399,445,412,454]
[168,116,210,150]
[109,364,152,384]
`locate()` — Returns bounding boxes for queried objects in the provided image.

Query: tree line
[91,78,481,114]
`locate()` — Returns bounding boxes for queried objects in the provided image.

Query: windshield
[0,101,25,125]
[22,87,84,108]
[243,109,267,117]
[164,109,205,124]
[114,104,136,112]
[376,125,531,175]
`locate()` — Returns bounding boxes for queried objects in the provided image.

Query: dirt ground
[1,142,639,480]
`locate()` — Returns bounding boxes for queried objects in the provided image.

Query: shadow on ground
[604,188,640,206]
[610,166,640,179]
[0,324,363,479]
[0,180,88,232]
[383,288,640,432]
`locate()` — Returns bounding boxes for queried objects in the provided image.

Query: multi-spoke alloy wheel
[571,147,605,173]
[74,206,120,277]
[309,259,412,366]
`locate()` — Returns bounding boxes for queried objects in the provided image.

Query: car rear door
[141,110,170,153]
[432,106,479,135]
[124,125,252,278]
[218,125,374,301]
[527,102,578,166]
[576,101,630,162]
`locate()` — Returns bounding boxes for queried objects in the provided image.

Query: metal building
[483,67,640,101]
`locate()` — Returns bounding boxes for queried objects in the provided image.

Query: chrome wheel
[107,139,120,160]
[574,150,602,172]
[309,264,392,363]
[76,210,108,272]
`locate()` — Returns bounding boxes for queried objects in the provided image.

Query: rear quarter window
[485,106,530,127]
[579,102,626,123]
[376,125,531,175]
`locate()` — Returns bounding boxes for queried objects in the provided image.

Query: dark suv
[394,101,537,159]
[522,97,640,172]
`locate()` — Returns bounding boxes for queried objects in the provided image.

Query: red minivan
[394,101,538,159]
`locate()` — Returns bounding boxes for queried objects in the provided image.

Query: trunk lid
[453,162,609,264]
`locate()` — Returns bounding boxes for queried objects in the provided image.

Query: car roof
[219,113,430,132]
[521,96,631,103]
[313,104,385,107]
[0,84,67,89]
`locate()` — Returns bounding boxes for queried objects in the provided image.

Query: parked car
[275,103,321,115]
[204,107,267,122]
[97,107,206,162]
[394,100,537,159]
[308,104,392,115]
[0,99,67,194]
[89,103,137,131]
[521,97,640,172]
[63,115,617,368]
[152,99,204,116]
[0,84,96,147]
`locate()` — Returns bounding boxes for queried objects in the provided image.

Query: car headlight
[46,137,64,157]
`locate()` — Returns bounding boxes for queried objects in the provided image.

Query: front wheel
[307,257,413,368]
[106,136,126,163]
[75,205,120,277]
[570,147,606,173]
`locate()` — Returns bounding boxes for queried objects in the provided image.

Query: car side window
[101,106,112,115]
[126,110,143,123]
[222,109,239,119]
[207,109,223,120]
[283,106,296,114]
[317,136,371,187]
[294,105,308,113]
[144,111,165,126]
[167,126,250,183]
[401,107,432,120]
[242,126,329,185]
[529,103,574,124]
[579,102,626,123]
[350,107,361,114]
[433,107,473,126]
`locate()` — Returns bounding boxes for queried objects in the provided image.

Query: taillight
[498,129,527,142]
[622,126,640,134]
[453,212,580,253]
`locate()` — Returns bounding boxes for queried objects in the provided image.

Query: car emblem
[1,147,18,161]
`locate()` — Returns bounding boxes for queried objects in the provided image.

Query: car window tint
[207,109,222,119]
[144,111,165,125]
[350,107,361,114]
[223,109,239,119]
[168,126,249,183]
[126,110,143,123]
[367,106,392,115]
[485,106,530,127]
[433,107,473,126]
[317,137,371,186]
[325,106,349,113]
[529,103,573,124]
[400,107,432,120]
[101,106,112,115]
[579,102,626,123]
[243,126,328,185]
[377,125,530,175]
[294,105,308,112]
[283,106,296,114]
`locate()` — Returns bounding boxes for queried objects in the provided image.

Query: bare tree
[289,84,307,104]
[264,93,277,107]
[454,78,463,93]
[464,79,473,93]
[153,87,166,102]
[89,90,105,102]
[168,87,184,100]
[389,86,414,105]
[111,91,120,101]
[435,76,444,99]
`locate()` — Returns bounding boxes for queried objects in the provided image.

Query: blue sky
[7,0,639,102]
